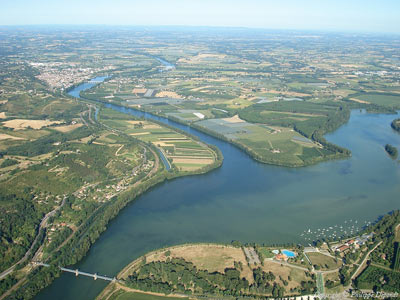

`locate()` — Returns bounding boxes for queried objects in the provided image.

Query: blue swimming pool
[282,250,296,257]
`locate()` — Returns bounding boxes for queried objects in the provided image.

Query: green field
[352,93,400,107]
[307,253,342,271]
[195,116,332,167]
[257,247,275,259]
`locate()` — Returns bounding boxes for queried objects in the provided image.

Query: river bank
[36,79,400,300]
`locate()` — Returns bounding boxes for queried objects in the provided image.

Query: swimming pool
[282,250,296,257]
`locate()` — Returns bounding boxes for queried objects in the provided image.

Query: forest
[126,257,316,298]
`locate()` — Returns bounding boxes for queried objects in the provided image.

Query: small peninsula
[97,212,400,300]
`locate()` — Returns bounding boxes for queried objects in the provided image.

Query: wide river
[37,78,400,299]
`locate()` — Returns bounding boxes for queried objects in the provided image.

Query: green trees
[355,265,400,292]
[127,257,318,298]
[238,100,352,164]
[272,283,285,298]
[126,258,249,296]
[0,158,18,168]
[385,144,398,159]
[0,274,18,295]
[392,242,400,271]
[0,193,42,271]
[7,265,61,299]
[325,279,335,289]
[391,118,400,132]
[339,266,350,286]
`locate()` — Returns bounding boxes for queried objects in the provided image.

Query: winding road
[0,196,67,280]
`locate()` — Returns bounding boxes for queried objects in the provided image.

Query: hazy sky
[1,0,399,33]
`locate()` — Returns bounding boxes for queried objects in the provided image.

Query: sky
[1,0,399,34]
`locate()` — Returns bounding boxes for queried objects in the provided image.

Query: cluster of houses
[332,233,374,253]
[47,222,69,243]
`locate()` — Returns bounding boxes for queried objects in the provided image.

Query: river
[37,76,400,299]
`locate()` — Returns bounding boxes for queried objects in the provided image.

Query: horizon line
[0,24,399,36]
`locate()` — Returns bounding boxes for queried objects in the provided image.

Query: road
[316,272,324,295]
[268,258,340,275]
[351,241,382,280]
[303,252,314,270]
[0,196,67,280]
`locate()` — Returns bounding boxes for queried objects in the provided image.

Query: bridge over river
[33,262,118,282]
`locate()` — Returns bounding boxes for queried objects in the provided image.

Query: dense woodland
[126,257,316,298]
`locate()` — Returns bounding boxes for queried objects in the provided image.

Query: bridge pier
[35,262,114,281]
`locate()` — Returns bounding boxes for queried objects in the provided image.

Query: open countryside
[0,23,399,300]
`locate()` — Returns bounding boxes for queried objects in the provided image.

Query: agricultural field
[78,30,400,167]
[350,92,400,108]
[1,26,400,299]
[99,108,217,172]
[195,115,328,167]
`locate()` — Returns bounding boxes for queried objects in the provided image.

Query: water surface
[36,81,400,300]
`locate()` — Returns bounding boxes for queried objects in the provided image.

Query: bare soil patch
[172,157,214,164]
[0,133,25,141]
[146,244,254,283]
[261,261,305,290]
[155,91,182,98]
[263,89,310,97]
[132,88,147,94]
[130,132,151,136]
[143,124,161,129]
[153,141,172,147]
[222,115,246,123]
[3,119,62,130]
[127,120,145,125]
[349,97,369,104]
[53,123,83,132]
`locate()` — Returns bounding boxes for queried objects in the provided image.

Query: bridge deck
[34,262,116,282]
